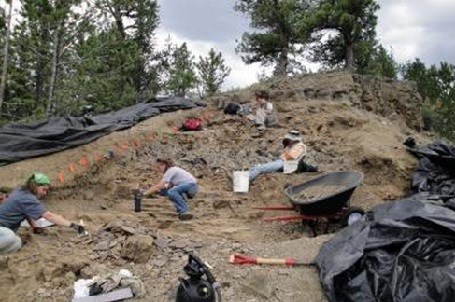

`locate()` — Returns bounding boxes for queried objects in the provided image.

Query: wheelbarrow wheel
[340,206,364,227]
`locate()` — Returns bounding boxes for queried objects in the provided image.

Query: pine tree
[402,59,455,141]
[2,0,160,120]
[95,0,159,100]
[401,59,439,102]
[358,45,397,78]
[167,43,197,97]
[235,0,312,76]
[196,49,231,97]
[310,0,380,70]
[0,0,13,115]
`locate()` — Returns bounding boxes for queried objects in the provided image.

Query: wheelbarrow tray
[284,171,363,215]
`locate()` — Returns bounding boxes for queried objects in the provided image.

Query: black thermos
[134,191,142,212]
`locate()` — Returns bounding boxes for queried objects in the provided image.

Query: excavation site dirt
[0,73,433,301]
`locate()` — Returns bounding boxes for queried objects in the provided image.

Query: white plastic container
[283,160,299,174]
[233,171,249,193]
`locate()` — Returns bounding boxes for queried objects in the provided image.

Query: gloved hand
[70,223,86,235]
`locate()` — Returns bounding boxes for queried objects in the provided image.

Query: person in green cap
[0,172,86,255]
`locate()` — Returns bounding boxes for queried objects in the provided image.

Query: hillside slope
[0,72,432,301]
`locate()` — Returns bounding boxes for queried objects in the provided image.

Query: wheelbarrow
[255,171,365,236]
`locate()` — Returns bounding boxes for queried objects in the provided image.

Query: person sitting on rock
[249,130,307,182]
[0,172,87,255]
[143,158,197,220]
[247,90,278,131]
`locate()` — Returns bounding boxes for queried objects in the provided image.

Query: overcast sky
[156,0,455,90]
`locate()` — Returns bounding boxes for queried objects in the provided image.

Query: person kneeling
[143,158,197,221]
[0,173,86,255]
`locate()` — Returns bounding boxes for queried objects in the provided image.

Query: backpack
[223,103,240,115]
[182,118,202,131]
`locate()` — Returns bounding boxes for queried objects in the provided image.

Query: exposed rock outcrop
[215,72,422,130]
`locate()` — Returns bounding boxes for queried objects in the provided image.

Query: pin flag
[68,164,77,173]
[133,139,141,147]
[79,157,89,168]
[114,143,124,154]
[121,143,129,151]
[58,171,65,184]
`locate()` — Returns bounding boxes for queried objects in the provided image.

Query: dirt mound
[0,73,432,301]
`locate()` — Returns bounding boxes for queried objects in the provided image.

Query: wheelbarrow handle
[252,206,295,211]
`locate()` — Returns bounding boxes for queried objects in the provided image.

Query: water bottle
[134,191,142,213]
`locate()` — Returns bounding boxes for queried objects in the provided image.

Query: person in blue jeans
[249,130,307,182]
[143,158,197,220]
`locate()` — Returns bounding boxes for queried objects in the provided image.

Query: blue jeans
[249,159,284,182]
[160,183,198,214]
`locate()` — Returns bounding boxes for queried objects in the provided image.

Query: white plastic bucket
[283,160,299,174]
[233,171,249,193]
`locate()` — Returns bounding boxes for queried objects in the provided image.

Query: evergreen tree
[17,0,53,114]
[310,0,380,70]
[196,49,231,97]
[235,0,312,76]
[401,59,439,102]
[0,0,13,114]
[4,0,84,118]
[1,0,160,121]
[402,59,455,141]
[358,45,397,78]
[95,0,159,99]
[167,43,197,97]
[61,29,140,113]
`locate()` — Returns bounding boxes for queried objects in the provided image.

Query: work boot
[252,130,264,138]
[257,125,266,131]
[183,192,195,200]
[178,212,193,220]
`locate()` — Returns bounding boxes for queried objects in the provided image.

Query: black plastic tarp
[315,195,455,302]
[315,140,455,302]
[0,98,199,166]
[407,141,455,196]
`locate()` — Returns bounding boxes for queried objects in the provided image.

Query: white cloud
[377,0,455,64]
[377,3,424,62]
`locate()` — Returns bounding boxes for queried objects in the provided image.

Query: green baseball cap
[31,172,51,186]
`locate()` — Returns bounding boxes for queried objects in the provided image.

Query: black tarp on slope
[407,141,455,196]
[0,98,199,166]
[315,141,455,302]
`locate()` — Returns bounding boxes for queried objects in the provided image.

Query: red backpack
[182,118,202,131]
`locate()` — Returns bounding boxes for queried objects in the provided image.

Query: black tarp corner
[315,140,455,302]
[0,97,199,166]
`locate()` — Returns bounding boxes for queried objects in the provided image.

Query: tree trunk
[0,0,14,114]
[274,47,288,77]
[112,7,126,40]
[345,42,355,70]
[47,28,61,117]
[35,26,50,109]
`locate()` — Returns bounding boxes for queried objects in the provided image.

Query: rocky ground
[0,73,432,302]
